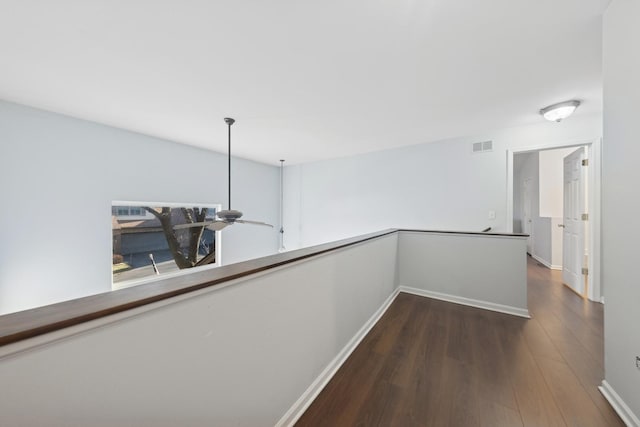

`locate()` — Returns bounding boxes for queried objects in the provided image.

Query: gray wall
[0,234,399,427]
[397,231,528,317]
[602,0,640,420]
[0,229,528,426]
[512,152,532,233]
[0,100,279,314]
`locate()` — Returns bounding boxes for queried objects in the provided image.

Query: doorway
[507,140,601,303]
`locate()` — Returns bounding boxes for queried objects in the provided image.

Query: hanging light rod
[540,100,581,122]
[279,159,285,252]
[224,117,234,210]
[173,116,274,231]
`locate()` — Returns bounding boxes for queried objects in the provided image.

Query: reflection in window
[112,203,220,288]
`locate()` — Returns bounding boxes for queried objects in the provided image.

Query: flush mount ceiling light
[540,100,581,122]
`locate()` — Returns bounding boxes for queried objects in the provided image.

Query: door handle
[558,224,565,228]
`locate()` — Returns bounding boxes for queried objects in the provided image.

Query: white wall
[513,152,554,266]
[538,146,578,269]
[0,100,279,315]
[284,115,601,249]
[550,217,564,268]
[0,234,399,427]
[602,0,640,422]
[539,147,576,217]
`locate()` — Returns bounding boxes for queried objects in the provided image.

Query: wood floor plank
[371,293,416,355]
[535,356,610,427]
[294,351,386,426]
[527,260,624,426]
[521,315,565,362]
[295,258,624,427]
[398,304,451,426]
[496,311,567,426]
[389,297,431,388]
[467,310,520,412]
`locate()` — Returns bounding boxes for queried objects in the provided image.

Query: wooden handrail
[0,228,527,347]
[401,229,527,237]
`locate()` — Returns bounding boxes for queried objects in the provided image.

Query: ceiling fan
[174,117,274,232]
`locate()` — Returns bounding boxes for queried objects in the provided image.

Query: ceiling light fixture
[540,100,581,122]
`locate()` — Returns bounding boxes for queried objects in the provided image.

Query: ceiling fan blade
[235,219,274,228]
[173,221,214,230]
[207,221,230,231]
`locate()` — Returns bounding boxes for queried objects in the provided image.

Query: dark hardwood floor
[295,257,623,427]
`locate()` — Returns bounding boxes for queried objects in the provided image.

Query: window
[112,202,221,289]
[112,206,152,219]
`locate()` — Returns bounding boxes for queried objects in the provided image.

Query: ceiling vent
[472,140,493,153]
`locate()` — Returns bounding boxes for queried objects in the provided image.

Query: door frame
[506,138,602,303]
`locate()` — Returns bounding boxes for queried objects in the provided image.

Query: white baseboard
[275,287,401,427]
[599,380,640,427]
[399,286,530,318]
[530,253,561,270]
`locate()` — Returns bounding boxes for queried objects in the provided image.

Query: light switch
[488,210,496,220]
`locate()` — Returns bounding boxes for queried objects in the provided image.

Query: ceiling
[0,0,610,165]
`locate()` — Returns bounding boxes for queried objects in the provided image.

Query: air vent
[472,140,493,153]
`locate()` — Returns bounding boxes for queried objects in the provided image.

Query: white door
[562,148,587,295]
[523,178,534,253]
